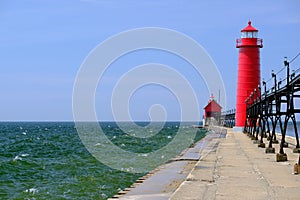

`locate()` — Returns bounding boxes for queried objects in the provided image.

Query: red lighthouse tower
[235,21,263,128]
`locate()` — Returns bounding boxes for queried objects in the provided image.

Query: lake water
[0,121,206,199]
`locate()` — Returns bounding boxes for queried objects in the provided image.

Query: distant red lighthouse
[235,21,263,128]
[203,94,222,126]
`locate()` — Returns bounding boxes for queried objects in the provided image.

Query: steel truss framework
[244,59,300,155]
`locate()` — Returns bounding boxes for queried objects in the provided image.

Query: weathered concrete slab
[115,160,195,200]
[171,129,300,200]
[110,130,223,200]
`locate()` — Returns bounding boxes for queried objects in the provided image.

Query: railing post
[276,57,290,161]
[272,70,279,143]
[258,84,266,148]
[266,71,277,153]
[284,57,290,86]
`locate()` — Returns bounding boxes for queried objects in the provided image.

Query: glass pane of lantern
[247,32,253,38]
[241,32,246,38]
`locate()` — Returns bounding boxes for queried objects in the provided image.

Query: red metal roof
[204,99,222,111]
[241,20,258,32]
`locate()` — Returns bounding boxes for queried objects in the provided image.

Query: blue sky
[0,0,300,121]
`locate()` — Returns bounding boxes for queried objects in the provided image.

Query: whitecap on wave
[138,153,148,157]
[24,188,39,195]
[121,167,134,172]
[94,143,102,147]
[13,156,22,161]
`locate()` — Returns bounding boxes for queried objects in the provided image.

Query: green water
[0,122,206,199]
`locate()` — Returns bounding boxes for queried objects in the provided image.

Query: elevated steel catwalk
[244,58,300,157]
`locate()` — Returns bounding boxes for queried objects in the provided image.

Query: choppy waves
[0,122,206,199]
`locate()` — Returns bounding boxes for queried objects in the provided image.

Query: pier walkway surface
[110,128,300,200]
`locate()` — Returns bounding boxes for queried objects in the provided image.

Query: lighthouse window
[241,31,257,38]
[247,32,253,38]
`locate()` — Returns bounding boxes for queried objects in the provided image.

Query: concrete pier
[110,128,300,200]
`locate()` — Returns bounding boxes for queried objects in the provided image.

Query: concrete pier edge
[109,128,300,199]
[108,128,224,200]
